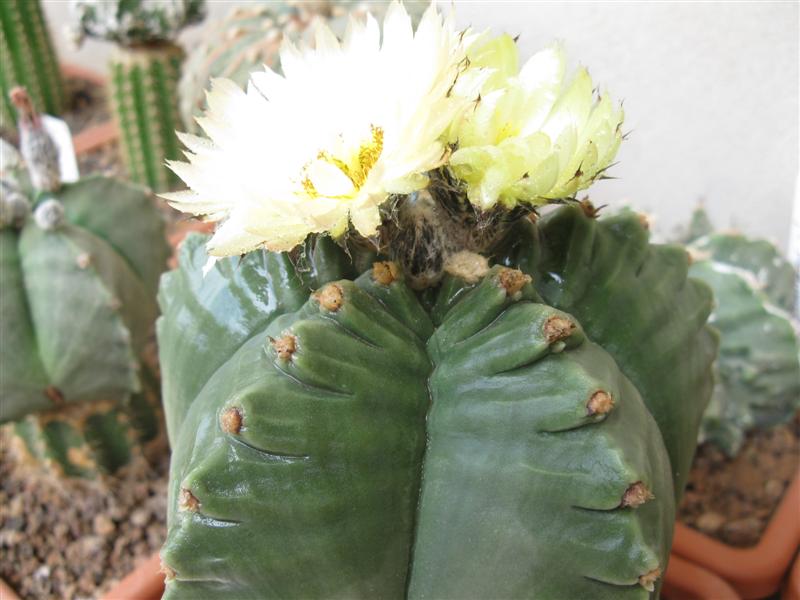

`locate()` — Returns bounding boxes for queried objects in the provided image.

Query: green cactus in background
[0,0,65,128]
[155,205,716,598]
[685,210,800,456]
[0,104,171,476]
[109,44,184,190]
[70,0,205,191]
[178,1,427,133]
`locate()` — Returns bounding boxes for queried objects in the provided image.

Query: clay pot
[60,63,120,155]
[1,577,21,600]
[782,551,800,600]
[662,554,740,600]
[167,220,215,268]
[100,553,164,600]
[672,473,800,599]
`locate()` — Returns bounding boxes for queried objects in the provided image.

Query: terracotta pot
[1,577,21,600]
[101,553,164,600]
[783,551,800,600]
[662,554,740,600]
[60,63,107,87]
[167,220,215,268]
[72,120,119,156]
[672,473,800,599]
[60,63,121,156]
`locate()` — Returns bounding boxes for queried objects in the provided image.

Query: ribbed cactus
[0,98,171,476]
[0,0,65,128]
[156,206,716,598]
[70,0,205,191]
[109,44,184,190]
[178,1,427,133]
[686,213,800,455]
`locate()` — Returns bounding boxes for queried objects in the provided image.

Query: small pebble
[696,511,725,533]
[764,479,785,500]
[723,517,763,546]
[93,514,115,537]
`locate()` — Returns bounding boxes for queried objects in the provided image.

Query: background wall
[44,0,799,249]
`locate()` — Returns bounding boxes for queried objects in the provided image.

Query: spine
[0,0,64,125]
[109,44,184,191]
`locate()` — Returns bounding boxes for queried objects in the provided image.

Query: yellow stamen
[300,125,384,200]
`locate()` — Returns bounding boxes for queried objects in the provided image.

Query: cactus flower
[164,1,484,256]
[449,35,625,210]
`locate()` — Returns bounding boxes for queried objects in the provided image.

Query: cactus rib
[0,0,64,126]
[158,228,683,598]
[109,45,184,191]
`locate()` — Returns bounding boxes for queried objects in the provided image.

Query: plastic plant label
[42,114,79,182]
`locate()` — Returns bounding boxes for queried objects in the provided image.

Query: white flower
[448,35,624,210]
[164,1,483,256]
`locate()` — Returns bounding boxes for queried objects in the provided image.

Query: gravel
[0,428,169,600]
[679,412,800,547]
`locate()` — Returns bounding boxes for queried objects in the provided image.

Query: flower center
[301,125,384,200]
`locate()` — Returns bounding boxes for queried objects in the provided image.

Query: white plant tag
[42,114,79,182]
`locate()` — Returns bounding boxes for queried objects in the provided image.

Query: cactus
[156,205,716,598]
[109,44,184,190]
[178,1,427,133]
[69,0,205,190]
[156,7,718,595]
[0,97,171,476]
[685,212,800,455]
[0,0,65,128]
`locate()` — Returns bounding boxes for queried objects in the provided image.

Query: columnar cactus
[70,0,205,190]
[0,90,170,477]
[157,4,718,596]
[686,211,800,455]
[109,44,184,190]
[0,0,65,128]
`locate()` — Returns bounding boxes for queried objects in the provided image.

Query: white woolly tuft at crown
[33,198,65,231]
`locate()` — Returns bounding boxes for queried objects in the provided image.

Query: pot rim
[100,553,164,600]
[663,553,740,600]
[673,472,800,598]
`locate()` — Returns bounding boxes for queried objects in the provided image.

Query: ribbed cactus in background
[686,209,800,455]
[156,206,717,598]
[70,0,205,191]
[0,89,171,477]
[178,1,427,133]
[0,0,65,128]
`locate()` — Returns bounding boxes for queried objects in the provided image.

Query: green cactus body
[0,0,65,128]
[496,207,719,499]
[0,175,170,477]
[157,207,716,598]
[109,44,183,191]
[688,232,800,455]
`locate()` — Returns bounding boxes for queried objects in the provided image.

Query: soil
[77,141,125,180]
[0,428,169,600]
[679,413,800,547]
[61,76,112,137]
